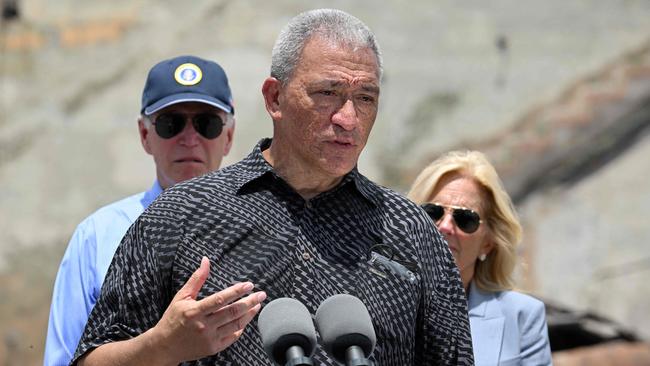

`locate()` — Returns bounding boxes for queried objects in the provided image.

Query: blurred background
[1,0,649,364]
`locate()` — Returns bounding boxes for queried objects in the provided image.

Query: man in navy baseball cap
[44,55,236,366]
[134,55,236,188]
[142,55,235,115]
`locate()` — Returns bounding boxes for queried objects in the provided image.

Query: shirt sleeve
[44,221,98,366]
[415,220,475,365]
[520,298,553,365]
[70,216,173,365]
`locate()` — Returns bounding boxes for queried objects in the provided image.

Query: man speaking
[73,9,473,365]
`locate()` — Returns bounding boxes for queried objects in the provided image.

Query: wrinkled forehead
[302,35,382,78]
[308,78,380,94]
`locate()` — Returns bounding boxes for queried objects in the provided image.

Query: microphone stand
[345,345,374,366]
[285,345,313,366]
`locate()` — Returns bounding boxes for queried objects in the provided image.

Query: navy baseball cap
[141,55,234,116]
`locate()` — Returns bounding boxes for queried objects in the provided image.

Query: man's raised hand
[149,256,266,364]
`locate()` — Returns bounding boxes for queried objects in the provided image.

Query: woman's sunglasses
[152,113,224,139]
[421,203,482,234]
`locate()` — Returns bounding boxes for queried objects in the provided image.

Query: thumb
[173,256,210,302]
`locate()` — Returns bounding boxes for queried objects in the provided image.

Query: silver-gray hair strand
[270,8,383,84]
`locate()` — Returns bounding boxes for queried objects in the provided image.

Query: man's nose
[331,99,358,131]
[177,119,201,145]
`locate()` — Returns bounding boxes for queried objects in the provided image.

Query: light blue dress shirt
[44,182,162,366]
[468,281,553,366]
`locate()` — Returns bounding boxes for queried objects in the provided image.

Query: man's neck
[262,146,344,200]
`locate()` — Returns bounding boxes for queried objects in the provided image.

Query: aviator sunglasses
[421,203,482,234]
[152,112,224,139]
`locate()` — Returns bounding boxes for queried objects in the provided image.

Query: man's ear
[262,77,282,121]
[138,116,153,155]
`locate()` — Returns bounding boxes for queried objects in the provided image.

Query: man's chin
[321,162,357,178]
[174,169,209,184]
[319,153,360,175]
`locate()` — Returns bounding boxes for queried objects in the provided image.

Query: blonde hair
[407,150,521,292]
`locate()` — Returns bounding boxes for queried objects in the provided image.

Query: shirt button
[302,252,311,261]
[305,200,312,209]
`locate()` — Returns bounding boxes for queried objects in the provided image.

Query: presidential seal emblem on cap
[174,63,203,86]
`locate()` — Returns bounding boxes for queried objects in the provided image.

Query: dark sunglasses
[421,203,482,234]
[152,113,224,139]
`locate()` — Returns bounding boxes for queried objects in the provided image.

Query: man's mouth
[330,138,356,147]
[175,157,204,164]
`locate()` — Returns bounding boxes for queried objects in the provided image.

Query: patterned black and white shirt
[73,138,474,365]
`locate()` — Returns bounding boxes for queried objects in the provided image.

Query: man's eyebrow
[310,80,379,94]
[310,80,344,88]
[360,84,380,94]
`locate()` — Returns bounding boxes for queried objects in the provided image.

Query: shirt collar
[236,138,381,207]
[141,180,163,207]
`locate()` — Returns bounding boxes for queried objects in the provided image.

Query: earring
[478,254,487,262]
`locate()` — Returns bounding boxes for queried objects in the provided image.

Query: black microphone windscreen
[258,297,317,365]
[315,294,377,362]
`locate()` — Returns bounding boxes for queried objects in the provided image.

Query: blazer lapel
[468,282,505,365]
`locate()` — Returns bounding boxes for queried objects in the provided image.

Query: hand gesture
[150,256,266,364]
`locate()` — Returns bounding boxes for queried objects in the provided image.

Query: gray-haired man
[73,10,473,366]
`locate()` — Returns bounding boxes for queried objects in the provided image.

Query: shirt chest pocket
[353,260,421,346]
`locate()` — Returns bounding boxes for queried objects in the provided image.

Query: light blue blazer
[468,282,553,366]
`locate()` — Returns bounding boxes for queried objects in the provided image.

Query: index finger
[196,281,255,314]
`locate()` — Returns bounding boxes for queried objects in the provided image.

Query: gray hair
[270,8,383,84]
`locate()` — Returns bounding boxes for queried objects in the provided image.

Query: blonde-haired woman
[408,150,552,366]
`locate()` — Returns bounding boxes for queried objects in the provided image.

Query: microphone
[315,294,376,366]
[258,298,317,366]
